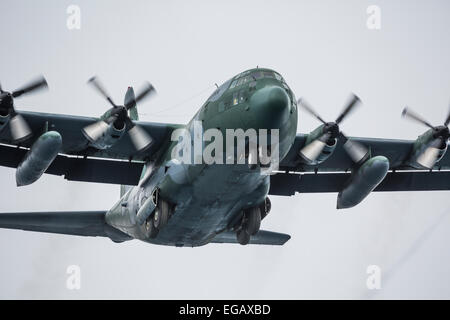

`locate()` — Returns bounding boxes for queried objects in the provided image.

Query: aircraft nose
[248,86,291,129]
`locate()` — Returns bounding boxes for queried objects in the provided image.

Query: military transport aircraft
[0,68,449,246]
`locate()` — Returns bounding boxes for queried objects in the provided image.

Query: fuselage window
[239,90,247,103]
[232,92,239,106]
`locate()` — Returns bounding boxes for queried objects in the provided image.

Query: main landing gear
[236,206,262,245]
[143,197,172,239]
[235,197,271,245]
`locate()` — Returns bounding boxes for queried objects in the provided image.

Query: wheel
[236,229,250,245]
[153,200,170,229]
[245,207,261,236]
[144,217,158,239]
[260,197,271,220]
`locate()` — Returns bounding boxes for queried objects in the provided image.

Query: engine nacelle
[408,130,448,169]
[299,139,337,166]
[299,125,338,165]
[337,156,389,209]
[16,131,62,186]
[84,121,126,150]
[0,112,10,132]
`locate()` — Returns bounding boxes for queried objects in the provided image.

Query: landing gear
[259,197,271,220]
[142,190,173,239]
[144,217,159,239]
[237,229,250,245]
[235,206,262,245]
[245,207,261,236]
[153,199,170,229]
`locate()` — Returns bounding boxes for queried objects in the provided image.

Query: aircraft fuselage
[106,68,298,246]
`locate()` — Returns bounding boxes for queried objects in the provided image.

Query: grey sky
[0,0,449,299]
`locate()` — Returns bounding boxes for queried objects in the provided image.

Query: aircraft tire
[236,229,250,245]
[144,217,159,239]
[245,207,261,236]
[153,200,170,230]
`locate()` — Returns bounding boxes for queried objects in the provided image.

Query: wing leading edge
[280,134,450,172]
[269,171,450,196]
[0,144,144,185]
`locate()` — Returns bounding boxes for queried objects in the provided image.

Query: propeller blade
[299,133,331,162]
[297,98,326,124]
[401,107,434,129]
[0,82,3,93]
[128,124,153,151]
[445,105,450,127]
[124,87,136,109]
[11,76,48,98]
[335,94,361,125]
[82,120,110,143]
[87,76,116,107]
[125,82,155,109]
[416,140,442,169]
[9,114,32,142]
[340,132,369,163]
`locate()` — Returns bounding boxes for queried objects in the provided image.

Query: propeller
[83,76,156,151]
[401,106,450,168]
[0,76,48,142]
[298,94,369,163]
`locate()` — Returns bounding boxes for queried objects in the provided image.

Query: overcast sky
[0,0,449,299]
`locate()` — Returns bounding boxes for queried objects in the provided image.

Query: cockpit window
[263,71,275,79]
[274,73,283,82]
[251,71,263,79]
[232,92,239,106]
[230,70,284,90]
[208,78,232,102]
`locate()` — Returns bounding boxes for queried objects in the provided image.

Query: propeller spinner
[83,76,156,151]
[0,76,48,142]
[401,106,450,168]
[298,94,369,163]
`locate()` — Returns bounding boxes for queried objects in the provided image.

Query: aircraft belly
[150,164,269,247]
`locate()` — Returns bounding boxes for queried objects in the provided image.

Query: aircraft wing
[211,230,291,245]
[279,134,450,172]
[0,110,181,161]
[0,211,132,242]
[0,110,181,185]
[272,134,450,196]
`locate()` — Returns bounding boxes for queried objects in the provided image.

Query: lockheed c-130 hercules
[0,68,449,246]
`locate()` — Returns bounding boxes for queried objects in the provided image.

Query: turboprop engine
[297,94,367,165]
[83,117,127,150]
[401,106,450,169]
[0,76,48,142]
[83,76,156,151]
